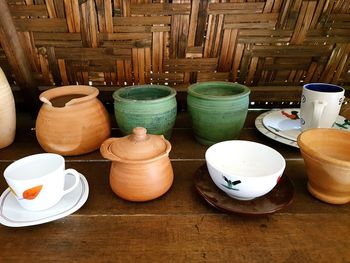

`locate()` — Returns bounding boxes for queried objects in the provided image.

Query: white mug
[300,83,344,131]
[4,153,80,211]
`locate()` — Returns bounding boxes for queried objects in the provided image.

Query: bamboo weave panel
[1,0,350,97]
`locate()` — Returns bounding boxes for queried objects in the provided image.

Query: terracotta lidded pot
[0,67,16,149]
[36,85,111,156]
[100,127,173,202]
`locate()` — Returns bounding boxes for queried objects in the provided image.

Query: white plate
[0,173,89,227]
[262,108,349,141]
[255,111,299,148]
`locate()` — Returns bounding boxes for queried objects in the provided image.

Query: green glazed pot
[113,85,177,139]
[187,81,250,145]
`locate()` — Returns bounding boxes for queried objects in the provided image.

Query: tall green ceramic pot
[187,82,250,145]
[113,85,177,139]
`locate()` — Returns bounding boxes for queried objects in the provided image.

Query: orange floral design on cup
[22,185,43,200]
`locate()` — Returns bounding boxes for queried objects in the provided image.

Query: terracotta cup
[297,128,350,204]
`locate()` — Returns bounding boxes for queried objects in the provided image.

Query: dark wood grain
[0,110,349,262]
[0,214,349,262]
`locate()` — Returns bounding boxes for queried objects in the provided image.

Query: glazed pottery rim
[188,81,250,100]
[303,82,345,93]
[205,140,286,179]
[39,85,99,108]
[297,128,350,167]
[113,85,176,103]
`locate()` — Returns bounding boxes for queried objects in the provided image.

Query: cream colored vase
[0,67,16,149]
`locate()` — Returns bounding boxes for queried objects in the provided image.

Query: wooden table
[0,110,349,262]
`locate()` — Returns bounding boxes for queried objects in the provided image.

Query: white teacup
[4,153,80,211]
[300,83,344,131]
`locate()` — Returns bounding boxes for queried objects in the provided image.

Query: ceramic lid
[109,127,170,162]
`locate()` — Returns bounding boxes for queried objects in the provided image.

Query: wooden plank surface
[0,110,349,262]
[0,214,349,262]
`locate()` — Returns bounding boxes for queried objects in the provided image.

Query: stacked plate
[255,108,349,148]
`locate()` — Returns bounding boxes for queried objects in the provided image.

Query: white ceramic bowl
[205,140,286,200]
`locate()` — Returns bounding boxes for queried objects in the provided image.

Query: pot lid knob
[130,127,148,142]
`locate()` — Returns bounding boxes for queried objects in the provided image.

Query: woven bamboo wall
[1,0,350,103]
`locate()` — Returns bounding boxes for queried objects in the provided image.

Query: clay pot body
[113,85,177,139]
[297,128,350,204]
[36,85,111,156]
[108,160,173,201]
[187,81,250,146]
[100,127,173,202]
[0,67,16,149]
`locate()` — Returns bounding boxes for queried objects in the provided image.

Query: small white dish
[255,111,299,148]
[262,108,349,141]
[262,109,301,141]
[0,173,89,227]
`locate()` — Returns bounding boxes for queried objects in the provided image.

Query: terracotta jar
[100,127,173,202]
[0,67,16,149]
[36,85,111,156]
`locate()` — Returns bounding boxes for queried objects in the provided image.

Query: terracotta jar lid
[109,127,171,162]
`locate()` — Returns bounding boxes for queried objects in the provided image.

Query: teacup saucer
[262,108,348,141]
[0,173,89,227]
[194,165,294,215]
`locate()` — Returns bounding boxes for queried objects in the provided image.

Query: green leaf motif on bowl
[221,175,241,191]
[334,119,350,129]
